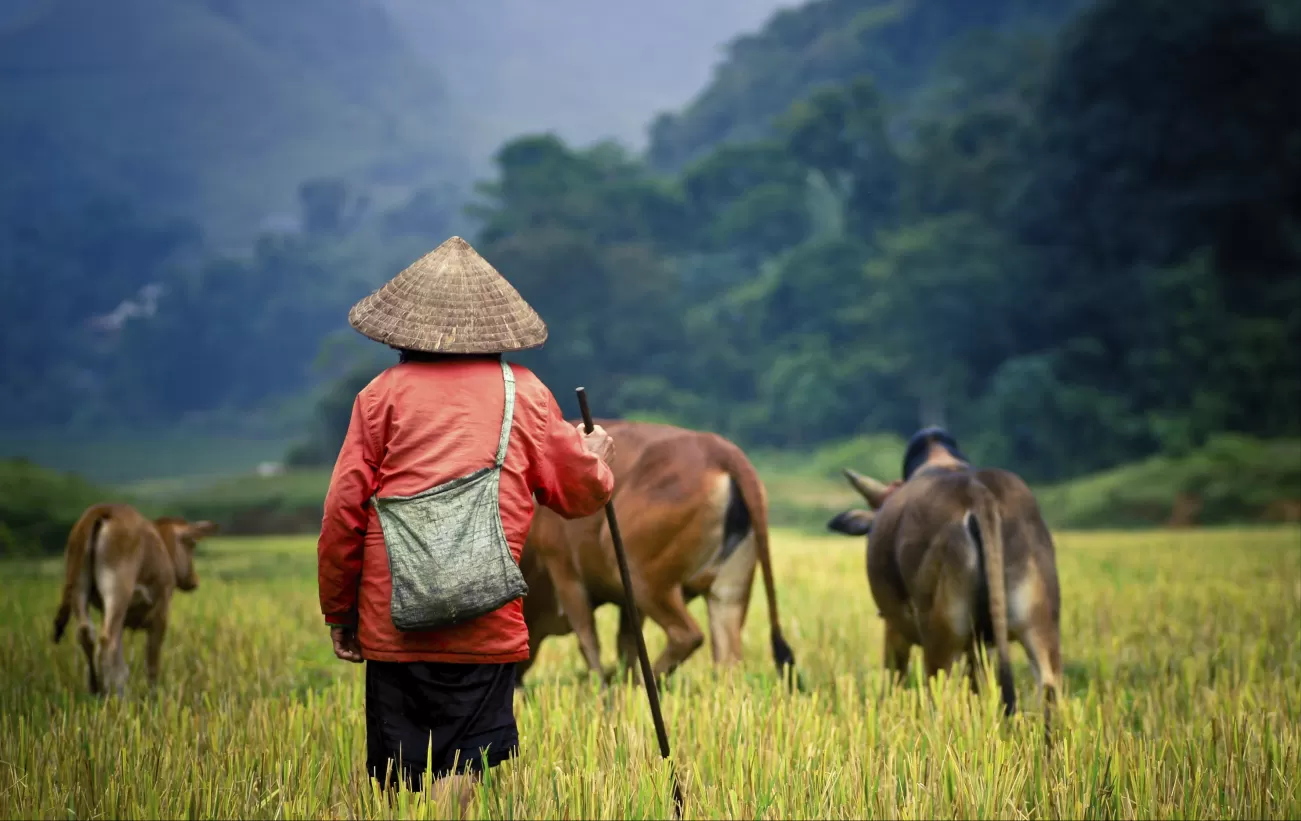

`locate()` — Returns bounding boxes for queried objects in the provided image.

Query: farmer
[316,236,616,809]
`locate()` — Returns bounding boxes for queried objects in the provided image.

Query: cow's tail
[53,509,105,643]
[965,487,1016,717]
[719,444,803,691]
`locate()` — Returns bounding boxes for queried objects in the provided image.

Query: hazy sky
[0,0,794,165]
[0,0,798,241]
[382,0,793,158]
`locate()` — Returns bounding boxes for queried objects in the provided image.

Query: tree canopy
[454,0,1299,481]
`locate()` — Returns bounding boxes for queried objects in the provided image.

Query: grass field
[2,526,1299,819]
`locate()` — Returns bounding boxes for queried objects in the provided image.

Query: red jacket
[317,357,614,663]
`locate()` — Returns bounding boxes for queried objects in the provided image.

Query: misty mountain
[0,0,466,247]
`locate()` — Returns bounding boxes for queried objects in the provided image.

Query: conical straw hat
[348,236,548,354]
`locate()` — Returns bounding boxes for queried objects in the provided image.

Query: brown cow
[826,427,1062,733]
[518,419,798,688]
[52,503,217,696]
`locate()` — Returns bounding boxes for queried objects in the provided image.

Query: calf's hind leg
[71,575,100,693]
[70,546,100,693]
[93,555,140,697]
[94,592,131,697]
[145,604,171,688]
[76,613,100,695]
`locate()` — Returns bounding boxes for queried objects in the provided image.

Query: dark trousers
[365,660,520,792]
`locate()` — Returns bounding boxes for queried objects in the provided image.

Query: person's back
[315,236,616,807]
[319,354,614,662]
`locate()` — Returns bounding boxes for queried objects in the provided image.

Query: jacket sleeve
[317,393,380,627]
[528,389,615,519]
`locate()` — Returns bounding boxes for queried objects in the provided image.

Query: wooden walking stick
[575,387,685,819]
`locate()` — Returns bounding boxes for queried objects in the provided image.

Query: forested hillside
[296,0,1301,484]
[0,173,464,434]
[0,0,797,442]
[2,0,1296,491]
[645,0,1088,170]
[0,0,469,434]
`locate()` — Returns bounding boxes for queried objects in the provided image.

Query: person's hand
[331,626,363,663]
[576,423,615,464]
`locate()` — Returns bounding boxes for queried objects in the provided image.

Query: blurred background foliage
[0,0,1297,550]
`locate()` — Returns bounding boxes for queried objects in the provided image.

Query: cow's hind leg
[548,562,604,680]
[918,527,983,709]
[1019,609,1063,743]
[640,587,705,682]
[882,621,912,686]
[615,606,646,684]
[1009,565,1063,742]
[918,585,971,710]
[920,632,965,715]
[964,640,984,696]
[919,617,965,685]
[704,530,757,668]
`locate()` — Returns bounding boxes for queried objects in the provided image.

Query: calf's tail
[53,512,104,643]
[965,488,1016,717]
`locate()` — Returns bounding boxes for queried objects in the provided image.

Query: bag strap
[494,360,517,468]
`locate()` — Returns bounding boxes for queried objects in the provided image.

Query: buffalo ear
[827,509,875,536]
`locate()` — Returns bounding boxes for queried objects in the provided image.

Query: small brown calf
[52,503,217,696]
